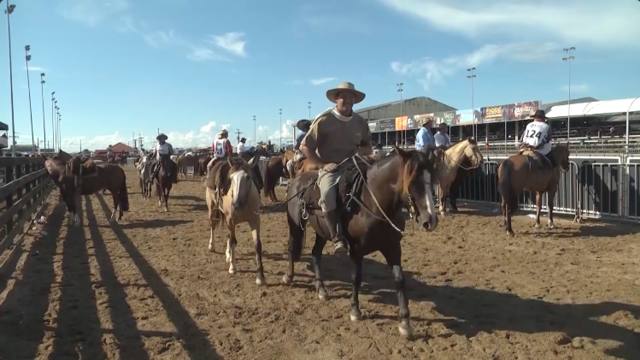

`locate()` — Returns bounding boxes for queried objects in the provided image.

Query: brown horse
[205,157,264,285]
[497,144,570,236]
[263,155,285,202]
[154,159,175,212]
[44,153,129,224]
[433,138,483,215]
[284,148,439,337]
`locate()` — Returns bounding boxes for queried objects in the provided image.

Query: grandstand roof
[547,97,640,118]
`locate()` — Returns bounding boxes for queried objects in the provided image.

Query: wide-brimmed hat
[156,133,168,141]
[530,109,548,120]
[295,119,312,131]
[326,81,366,104]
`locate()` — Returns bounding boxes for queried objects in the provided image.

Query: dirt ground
[1,167,639,359]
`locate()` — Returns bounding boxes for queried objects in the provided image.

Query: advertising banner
[395,116,408,131]
[481,105,504,122]
[513,101,540,120]
[376,118,395,132]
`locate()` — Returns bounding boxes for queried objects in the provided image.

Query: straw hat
[326,81,366,104]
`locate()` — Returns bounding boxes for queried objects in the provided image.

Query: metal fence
[456,154,640,222]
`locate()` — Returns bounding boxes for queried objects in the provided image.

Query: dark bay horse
[284,148,439,337]
[497,144,570,236]
[44,153,129,224]
[154,159,176,212]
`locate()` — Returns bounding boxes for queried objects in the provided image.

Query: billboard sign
[395,116,408,131]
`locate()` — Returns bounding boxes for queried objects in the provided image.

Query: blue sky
[1,0,639,150]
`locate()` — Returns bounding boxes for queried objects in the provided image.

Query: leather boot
[324,210,349,255]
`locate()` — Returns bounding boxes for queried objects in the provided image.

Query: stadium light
[4,0,17,155]
[562,47,576,142]
[40,73,47,152]
[466,67,477,139]
[25,45,36,151]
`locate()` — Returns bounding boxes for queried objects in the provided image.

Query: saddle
[299,158,369,216]
[519,148,553,170]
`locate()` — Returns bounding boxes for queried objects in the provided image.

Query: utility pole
[40,73,46,152]
[252,115,256,144]
[562,46,576,142]
[235,128,242,144]
[466,67,477,139]
[396,82,404,146]
[4,0,17,155]
[24,45,35,151]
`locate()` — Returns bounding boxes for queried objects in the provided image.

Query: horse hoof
[548,223,555,229]
[318,289,328,301]
[281,274,292,285]
[256,276,265,286]
[350,309,362,322]
[398,320,414,338]
[534,223,540,229]
[228,267,236,274]
[507,230,515,237]
[208,244,214,253]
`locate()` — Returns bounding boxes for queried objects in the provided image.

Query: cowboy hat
[529,109,548,120]
[326,81,366,104]
[156,133,168,141]
[295,119,312,131]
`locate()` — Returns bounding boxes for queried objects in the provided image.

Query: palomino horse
[44,154,129,224]
[498,144,570,236]
[205,157,265,285]
[284,148,439,337]
[154,159,176,212]
[434,138,483,215]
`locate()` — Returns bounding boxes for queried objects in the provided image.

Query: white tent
[547,97,640,118]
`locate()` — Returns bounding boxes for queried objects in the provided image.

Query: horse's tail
[119,172,130,211]
[497,159,516,210]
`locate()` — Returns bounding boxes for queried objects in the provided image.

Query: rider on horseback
[207,129,234,194]
[151,133,176,183]
[286,119,312,177]
[519,109,553,168]
[300,81,371,255]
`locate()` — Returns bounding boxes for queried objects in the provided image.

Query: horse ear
[467,137,477,145]
[394,146,410,160]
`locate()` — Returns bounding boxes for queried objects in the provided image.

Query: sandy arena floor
[0,167,638,359]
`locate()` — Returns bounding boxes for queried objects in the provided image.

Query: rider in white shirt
[237,137,248,155]
[152,133,176,182]
[520,110,552,166]
[434,122,452,149]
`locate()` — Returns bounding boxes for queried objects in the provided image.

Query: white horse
[137,154,153,199]
[205,158,265,285]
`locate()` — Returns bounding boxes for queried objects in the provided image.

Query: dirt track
[1,167,639,359]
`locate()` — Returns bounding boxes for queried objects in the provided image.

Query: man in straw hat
[151,133,177,183]
[300,81,372,254]
[519,109,553,167]
[415,117,435,152]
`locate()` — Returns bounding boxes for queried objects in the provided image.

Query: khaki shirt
[302,109,371,164]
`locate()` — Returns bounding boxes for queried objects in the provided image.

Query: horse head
[227,157,254,210]
[552,143,571,171]
[462,138,484,168]
[394,146,438,231]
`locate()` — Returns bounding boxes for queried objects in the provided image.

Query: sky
[0,0,639,151]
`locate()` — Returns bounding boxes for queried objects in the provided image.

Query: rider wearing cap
[286,119,312,177]
[519,109,552,167]
[300,81,372,254]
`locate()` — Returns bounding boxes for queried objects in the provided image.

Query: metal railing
[456,154,640,222]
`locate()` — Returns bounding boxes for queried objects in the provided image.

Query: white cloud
[24,65,47,73]
[561,83,590,94]
[199,121,217,133]
[187,47,228,62]
[220,123,231,130]
[142,29,179,48]
[310,77,336,86]
[210,32,247,57]
[391,42,558,90]
[379,0,640,49]
[60,0,129,27]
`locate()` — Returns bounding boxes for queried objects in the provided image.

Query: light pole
[562,47,575,142]
[50,92,55,149]
[40,73,46,152]
[57,111,61,151]
[278,108,282,149]
[55,106,60,151]
[24,45,36,151]
[466,67,477,139]
[396,82,404,146]
[252,115,256,144]
[4,0,17,155]
[307,101,312,119]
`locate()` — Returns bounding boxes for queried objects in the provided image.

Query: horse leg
[249,217,265,286]
[225,222,238,274]
[381,244,413,337]
[505,194,515,237]
[311,232,328,300]
[283,214,305,285]
[163,185,170,212]
[208,217,219,253]
[547,190,556,229]
[534,192,542,228]
[349,255,364,322]
[110,191,119,222]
